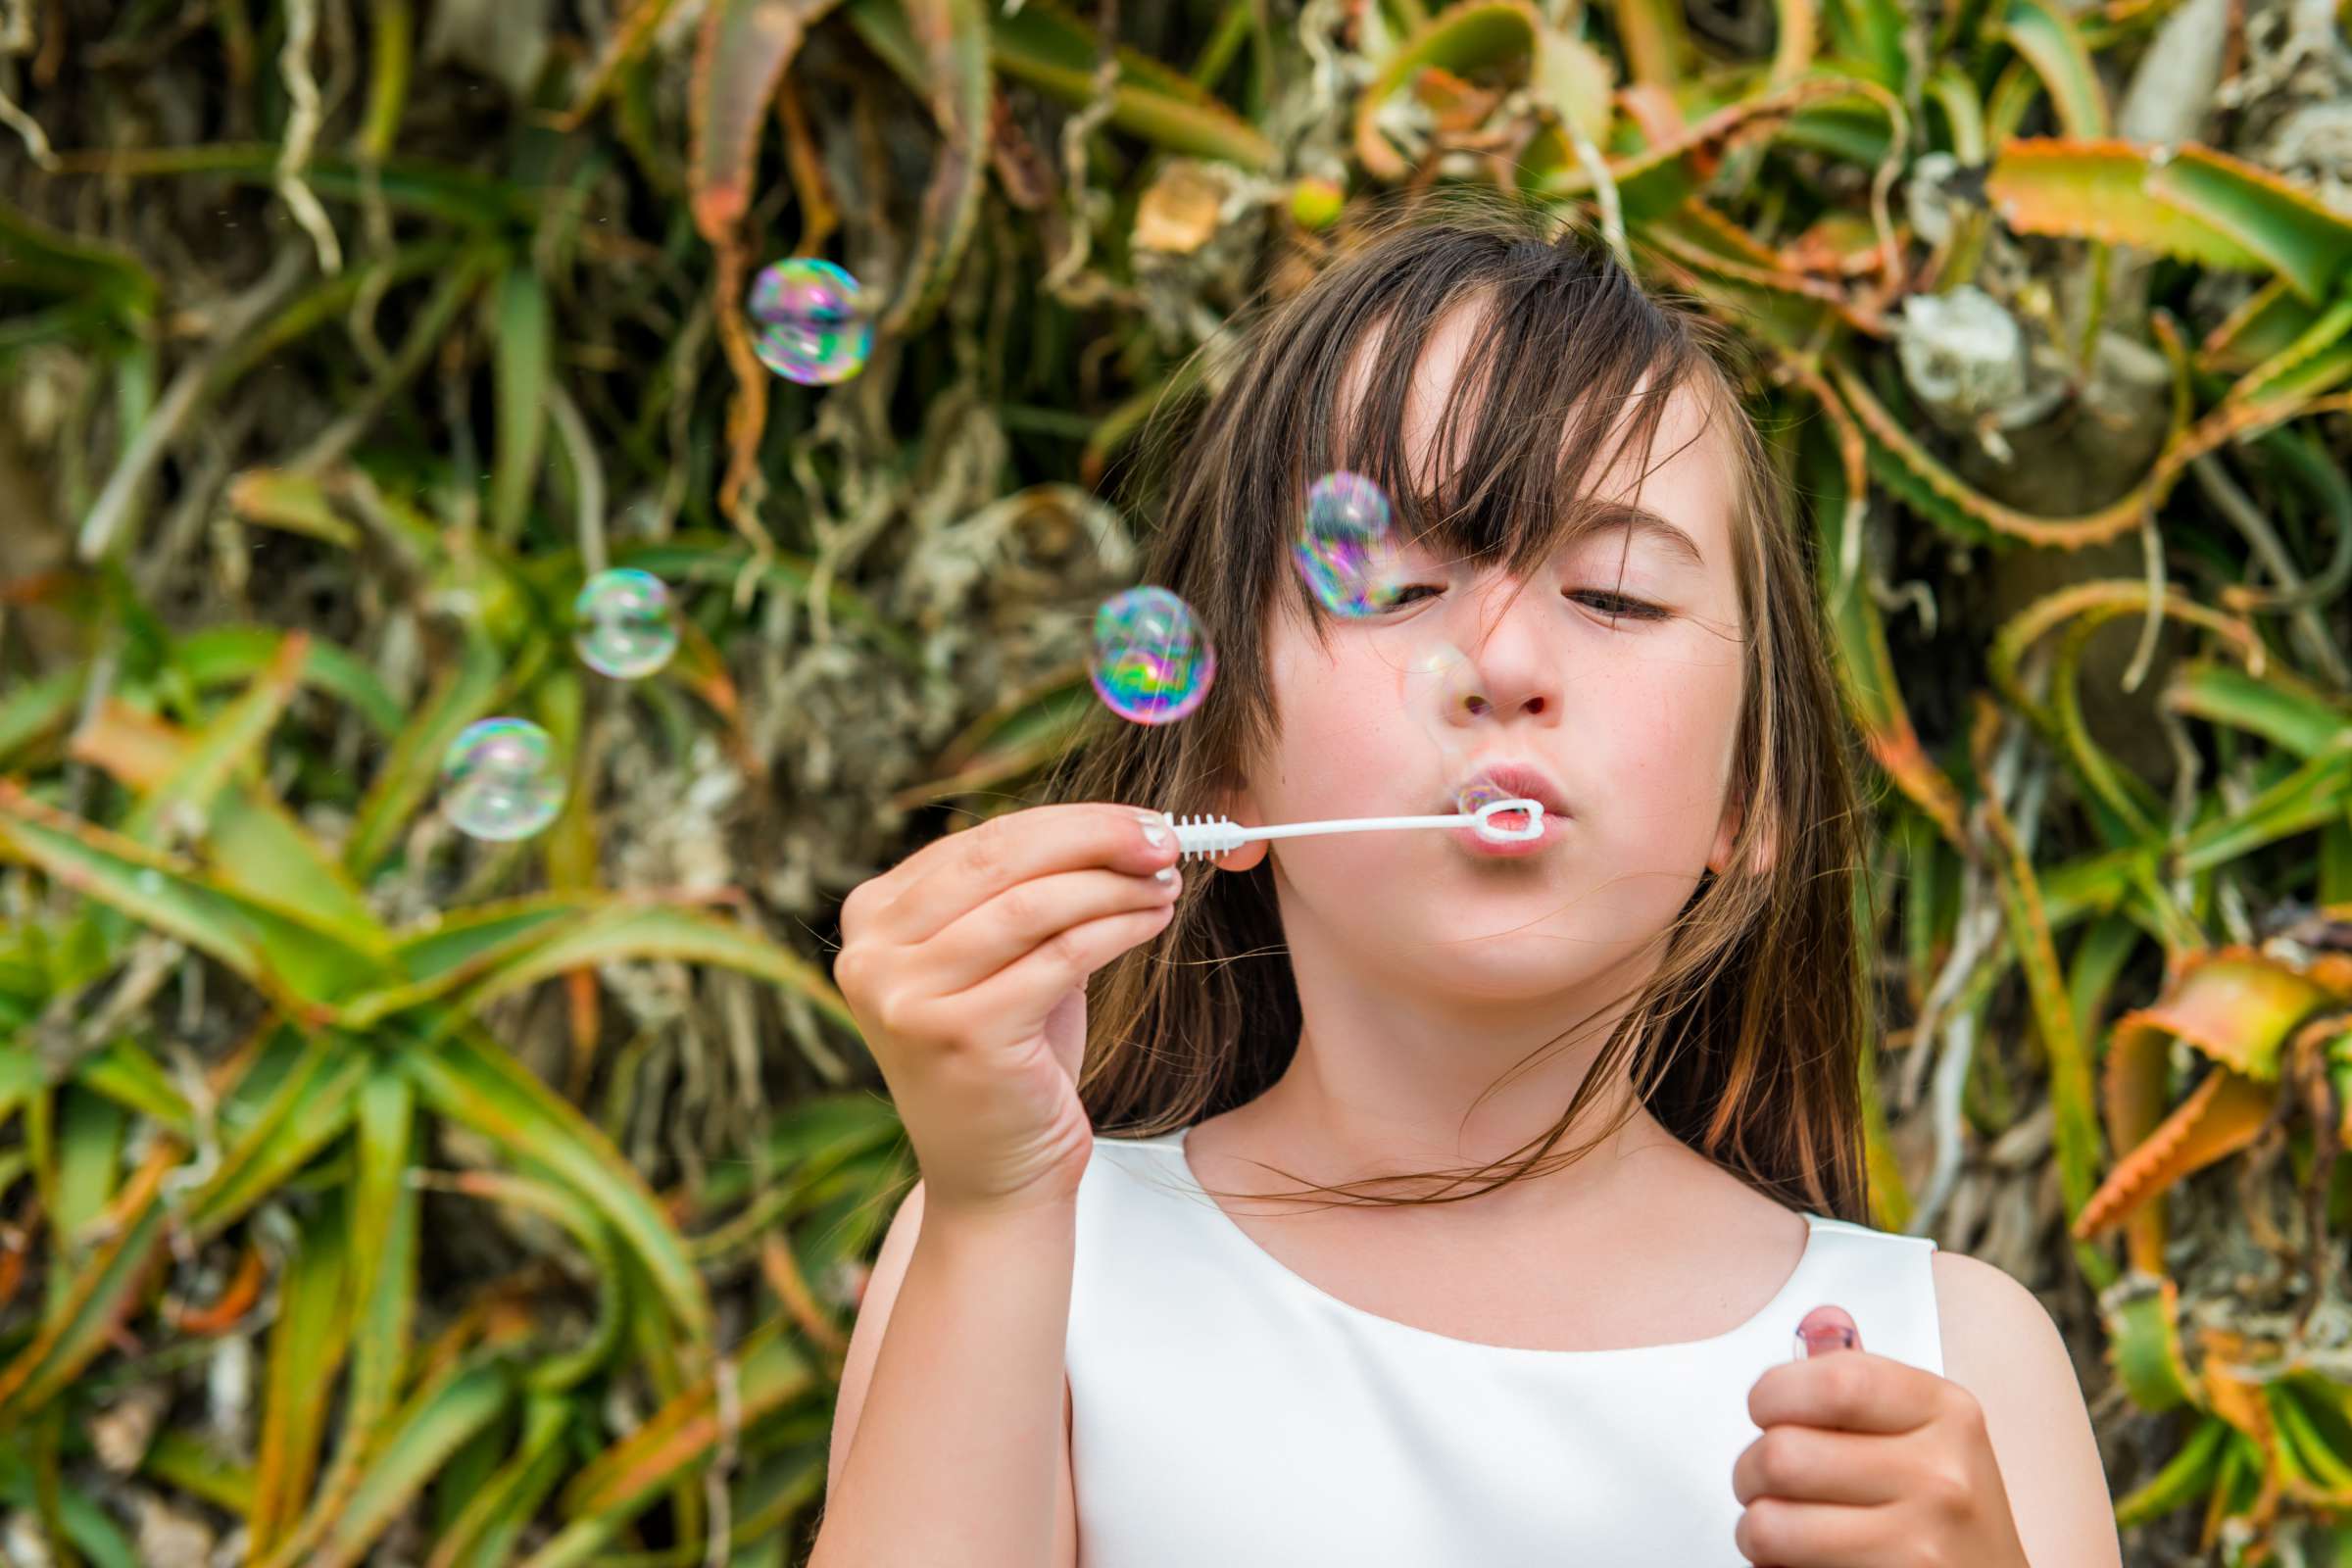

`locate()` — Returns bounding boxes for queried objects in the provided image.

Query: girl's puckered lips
[1440,760,1572,821]
[1442,760,1571,858]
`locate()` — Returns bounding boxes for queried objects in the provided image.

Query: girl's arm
[1930,1251,2125,1567]
[808,1179,1081,1568]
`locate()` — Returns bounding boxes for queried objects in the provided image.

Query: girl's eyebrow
[1581,506,1706,569]
[1399,503,1706,569]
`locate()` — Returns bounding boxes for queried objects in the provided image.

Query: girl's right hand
[832,804,1183,1223]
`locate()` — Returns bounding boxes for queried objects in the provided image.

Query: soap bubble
[1455,776,1539,832]
[439,717,564,842]
[1293,470,1401,617]
[573,567,678,679]
[1091,586,1215,725]
[747,258,871,384]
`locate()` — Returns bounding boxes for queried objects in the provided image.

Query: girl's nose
[1440,582,1562,723]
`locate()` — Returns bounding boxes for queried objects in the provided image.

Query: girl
[812,195,2122,1567]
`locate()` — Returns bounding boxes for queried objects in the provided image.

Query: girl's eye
[1568,589,1668,620]
[1368,585,1668,619]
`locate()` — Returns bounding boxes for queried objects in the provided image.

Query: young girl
[811,198,2122,1567]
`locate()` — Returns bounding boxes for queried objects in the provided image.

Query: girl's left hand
[1731,1305,2032,1568]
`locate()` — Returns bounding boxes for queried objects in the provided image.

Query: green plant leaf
[173,624,406,736]
[1985,139,2276,276]
[1352,0,1539,180]
[0,781,396,1019]
[248,1189,354,1557]
[949,0,1274,169]
[489,266,553,544]
[182,1033,369,1238]
[530,1320,815,1563]
[0,1147,172,1423]
[343,631,509,880]
[2145,145,2352,304]
[1997,0,2107,138]
[434,898,858,1038]
[405,1027,712,1342]
[427,1392,576,1568]
[304,1356,514,1568]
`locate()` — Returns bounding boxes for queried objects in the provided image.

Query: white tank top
[1067,1126,1941,1567]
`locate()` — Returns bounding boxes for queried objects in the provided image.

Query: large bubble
[440,717,564,841]
[1293,470,1402,617]
[573,567,679,679]
[1090,586,1215,725]
[747,257,872,384]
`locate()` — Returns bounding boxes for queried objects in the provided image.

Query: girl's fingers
[917,902,1182,1052]
[881,804,1177,947]
[910,866,1182,1001]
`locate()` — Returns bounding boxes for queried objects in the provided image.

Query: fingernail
[1155,866,1179,885]
[1140,819,1168,848]
[1793,1322,1857,1359]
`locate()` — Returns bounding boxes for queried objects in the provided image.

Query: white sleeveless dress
[1065,1126,1941,1567]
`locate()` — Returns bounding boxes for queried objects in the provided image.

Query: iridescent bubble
[1293,470,1401,616]
[439,717,564,842]
[573,567,678,680]
[747,258,872,385]
[1090,586,1215,725]
[1455,777,1538,835]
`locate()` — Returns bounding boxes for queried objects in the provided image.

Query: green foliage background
[5,0,2352,1562]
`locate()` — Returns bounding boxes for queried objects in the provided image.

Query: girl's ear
[1207,783,1270,873]
[1708,795,1776,878]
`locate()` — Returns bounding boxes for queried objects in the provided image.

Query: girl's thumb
[1792,1304,1860,1360]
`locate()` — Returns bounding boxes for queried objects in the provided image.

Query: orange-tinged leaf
[2073,1065,2278,1240]
[555,1321,813,1520]
[1985,138,2272,273]
[163,1239,267,1335]
[2116,949,2335,1083]
[687,0,848,244]
[0,1142,174,1421]
[878,0,991,339]
[248,1194,352,1557]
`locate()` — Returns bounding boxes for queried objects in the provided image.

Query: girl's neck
[1207,1053,1684,1217]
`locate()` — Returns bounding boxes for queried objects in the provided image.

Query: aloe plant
[6,0,2352,1558]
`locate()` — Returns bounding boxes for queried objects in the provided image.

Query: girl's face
[1220,305,1751,1007]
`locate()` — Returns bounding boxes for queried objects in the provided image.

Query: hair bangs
[1284,235,1728,636]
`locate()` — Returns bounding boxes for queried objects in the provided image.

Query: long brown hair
[1044,187,1874,1224]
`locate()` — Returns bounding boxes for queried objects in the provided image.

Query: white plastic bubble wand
[1157,798,1546,864]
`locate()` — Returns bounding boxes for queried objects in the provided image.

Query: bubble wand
[1157,798,1545,864]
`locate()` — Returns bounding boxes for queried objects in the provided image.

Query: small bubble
[1090,587,1214,725]
[439,717,564,841]
[573,567,679,679]
[1294,470,1402,617]
[746,258,872,385]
